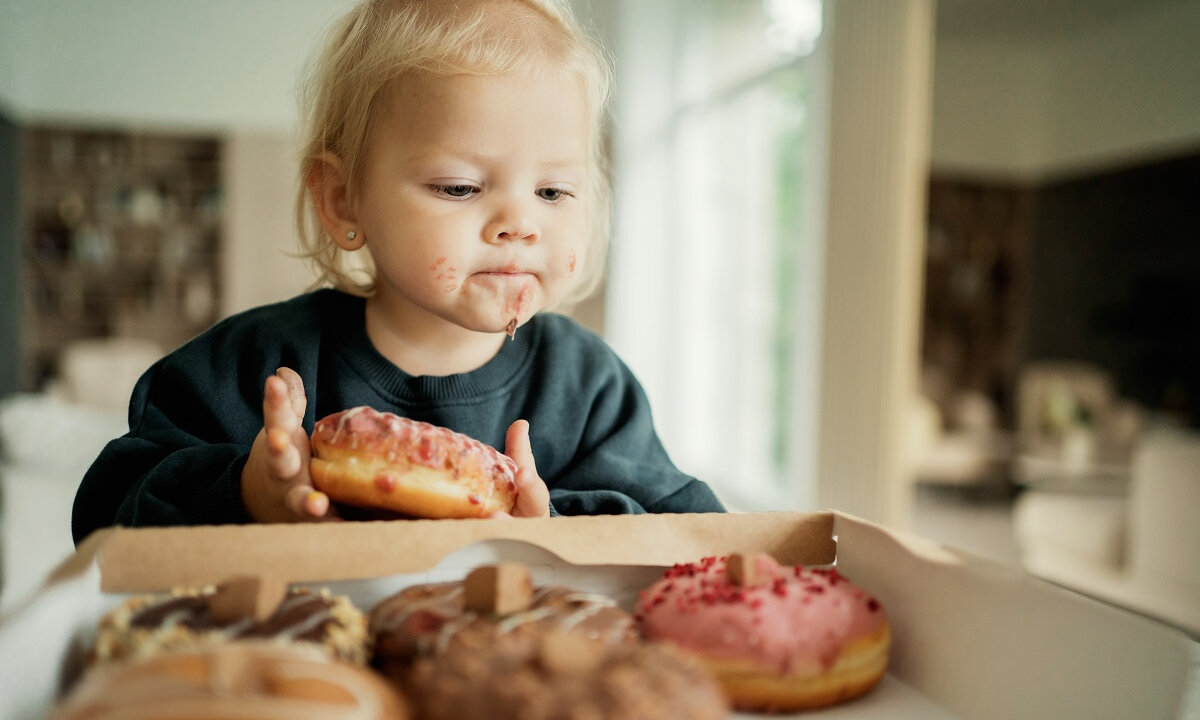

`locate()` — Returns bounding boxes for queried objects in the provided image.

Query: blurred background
[1,0,1197,634]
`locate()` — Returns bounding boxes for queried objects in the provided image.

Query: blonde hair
[295,0,613,307]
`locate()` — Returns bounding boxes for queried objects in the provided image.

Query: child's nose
[483,200,538,244]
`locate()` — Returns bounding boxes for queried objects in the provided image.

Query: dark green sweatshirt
[71,289,724,543]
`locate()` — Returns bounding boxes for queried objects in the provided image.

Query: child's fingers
[263,375,300,434]
[505,419,535,472]
[284,485,340,520]
[512,468,551,517]
[275,367,307,418]
[267,427,302,480]
[505,420,550,518]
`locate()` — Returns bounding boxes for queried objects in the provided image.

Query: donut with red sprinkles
[309,406,517,519]
[633,553,890,712]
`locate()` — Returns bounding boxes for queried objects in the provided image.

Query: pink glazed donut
[310,406,518,519]
[633,554,890,712]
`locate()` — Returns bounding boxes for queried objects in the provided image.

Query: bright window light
[764,0,822,56]
[608,0,825,511]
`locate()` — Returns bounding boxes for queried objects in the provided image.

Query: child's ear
[307,152,365,250]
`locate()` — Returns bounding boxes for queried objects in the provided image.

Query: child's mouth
[469,270,535,288]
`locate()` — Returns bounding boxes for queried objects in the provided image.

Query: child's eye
[429,184,479,199]
[536,187,574,203]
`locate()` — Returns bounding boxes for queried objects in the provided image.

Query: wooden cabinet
[20,126,223,390]
[922,175,1035,429]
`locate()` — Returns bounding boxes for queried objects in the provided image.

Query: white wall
[929,37,1049,178]
[1040,3,1200,176]
[0,0,610,132]
[0,0,355,132]
[932,0,1200,180]
[0,3,20,115]
[221,133,316,316]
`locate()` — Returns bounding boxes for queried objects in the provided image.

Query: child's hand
[241,367,340,523]
[493,419,550,518]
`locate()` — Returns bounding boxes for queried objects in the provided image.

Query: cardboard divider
[77,511,836,592]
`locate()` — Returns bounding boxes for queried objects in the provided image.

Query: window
[607,0,825,509]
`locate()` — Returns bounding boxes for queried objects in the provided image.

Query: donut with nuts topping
[88,575,369,666]
[407,630,730,720]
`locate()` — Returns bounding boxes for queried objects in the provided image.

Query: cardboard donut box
[1,511,1196,719]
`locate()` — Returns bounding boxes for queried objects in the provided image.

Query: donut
[368,563,637,687]
[52,641,409,720]
[90,575,369,666]
[407,630,730,720]
[633,553,890,712]
[309,406,518,519]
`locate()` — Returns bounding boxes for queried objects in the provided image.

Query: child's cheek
[429,256,459,292]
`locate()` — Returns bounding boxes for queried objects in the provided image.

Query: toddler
[71,0,725,544]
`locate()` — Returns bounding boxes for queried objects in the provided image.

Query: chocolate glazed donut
[90,576,369,666]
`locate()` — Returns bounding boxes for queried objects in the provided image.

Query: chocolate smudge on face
[506,285,533,340]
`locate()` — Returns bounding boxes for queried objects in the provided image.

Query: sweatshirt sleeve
[70,360,258,545]
[542,348,725,516]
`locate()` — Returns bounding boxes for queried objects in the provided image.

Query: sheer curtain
[605,0,827,510]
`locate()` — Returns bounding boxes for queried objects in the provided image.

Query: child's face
[354,69,591,337]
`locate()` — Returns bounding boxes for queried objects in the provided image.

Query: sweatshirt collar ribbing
[332,293,535,404]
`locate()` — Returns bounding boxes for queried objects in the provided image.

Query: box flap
[46,527,112,587]
[833,512,1199,720]
[89,511,836,592]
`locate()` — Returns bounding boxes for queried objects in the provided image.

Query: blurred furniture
[56,337,162,411]
[912,388,1014,488]
[0,391,128,616]
[1013,360,1143,493]
[1013,428,1200,636]
[0,337,157,614]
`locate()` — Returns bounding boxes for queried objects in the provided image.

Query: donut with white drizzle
[368,564,636,687]
[407,631,731,720]
[309,406,518,519]
[633,553,891,712]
